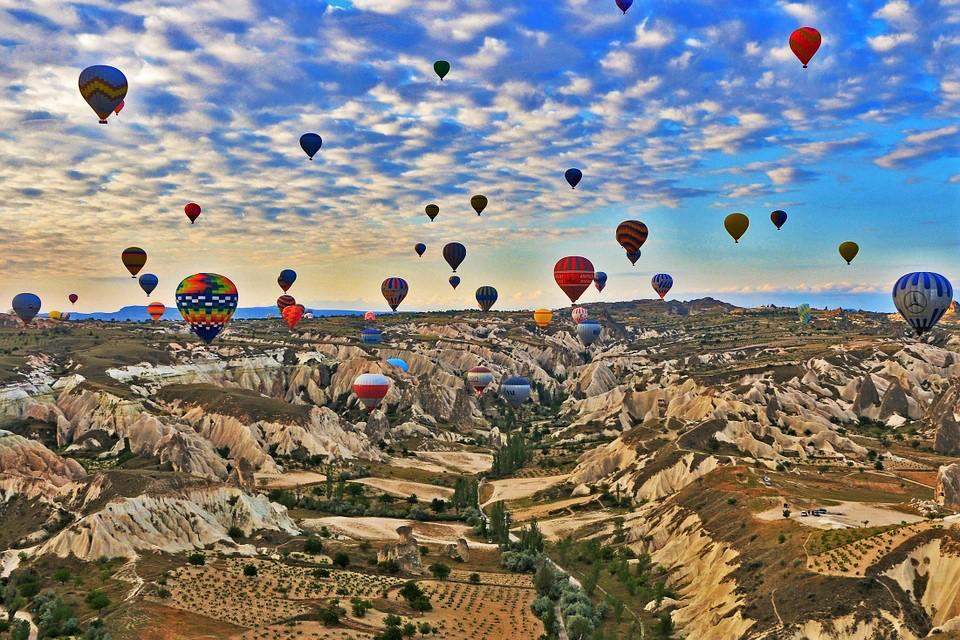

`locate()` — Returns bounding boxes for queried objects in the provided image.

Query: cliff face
[0,430,86,488]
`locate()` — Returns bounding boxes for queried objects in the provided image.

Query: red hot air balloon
[147,302,165,322]
[789,27,821,68]
[68,294,78,305]
[554,256,595,304]
[277,295,295,311]
[184,202,201,224]
[353,373,391,411]
[282,304,305,330]
[572,307,588,324]
[381,277,409,311]
[466,366,494,397]
[364,311,377,322]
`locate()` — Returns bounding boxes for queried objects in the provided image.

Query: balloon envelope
[470,195,488,216]
[616,0,633,13]
[572,307,588,324]
[789,27,822,68]
[449,276,461,290]
[387,357,409,373]
[443,242,467,272]
[651,273,673,300]
[277,295,296,311]
[577,319,602,346]
[554,256,595,304]
[533,308,553,329]
[68,294,78,305]
[282,304,305,330]
[476,286,498,312]
[382,277,409,311]
[175,273,238,344]
[565,168,582,189]
[147,302,165,322]
[724,213,749,243]
[12,293,41,325]
[361,328,382,345]
[364,311,377,322]
[184,202,201,224]
[122,247,147,277]
[353,373,390,411]
[502,376,531,407]
[797,304,812,325]
[300,133,322,160]
[138,273,158,296]
[893,272,953,336]
[770,210,787,230]
[415,243,427,257]
[425,204,439,221]
[594,272,607,293]
[466,366,494,397]
[434,60,450,80]
[278,269,297,292]
[78,65,127,123]
[839,242,859,264]
[616,221,648,263]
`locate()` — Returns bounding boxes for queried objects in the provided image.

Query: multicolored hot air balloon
[533,308,553,330]
[12,293,40,325]
[594,272,607,293]
[449,276,461,290]
[797,304,812,325]
[577,319,602,346]
[651,273,673,300]
[68,294,78,305]
[893,272,953,337]
[300,133,322,160]
[476,286,498,312]
[139,273,158,296]
[382,277,409,311]
[471,195,488,216]
[616,0,633,13]
[434,60,451,81]
[353,373,390,411]
[502,376,531,407]
[839,242,859,265]
[572,307,588,324]
[364,311,377,322]
[387,357,409,372]
[361,328,382,345]
[770,210,787,230]
[278,269,297,292]
[725,213,749,243]
[616,221,648,265]
[175,273,238,344]
[554,256,595,304]
[122,247,147,278]
[184,202,201,224]
[78,65,127,124]
[443,242,466,272]
[790,27,822,68]
[415,243,427,257]
[565,168,582,189]
[466,366,494,397]
[277,295,295,312]
[115,100,124,115]
[425,204,439,221]
[282,304,305,330]
[147,302,165,322]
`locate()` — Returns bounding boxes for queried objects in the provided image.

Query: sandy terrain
[534,511,614,540]
[511,495,597,523]
[481,474,569,506]
[349,477,453,502]
[756,501,924,530]
[254,471,326,489]
[301,516,494,546]
[413,450,493,474]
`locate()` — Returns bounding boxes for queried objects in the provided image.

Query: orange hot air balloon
[282,304,305,330]
[724,213,749,243]
[533,308,553,329]
[147,302,165,322]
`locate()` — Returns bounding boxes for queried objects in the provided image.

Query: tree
[243,564,258,577]
[565,614,595,640]
[333,552,350,568]
[519,521,544,553]
[657,612,675,638]
[304,537,324,554]
[428,563,450,580]
[227,525,244,540]
[10,619,29,640]
[187,553,205,566]
[86,589,111,612]
[468,572,481,584]
[52,567,71,584]
[533,562,556,595]
[402,622,416,637]
[351,598,372,617]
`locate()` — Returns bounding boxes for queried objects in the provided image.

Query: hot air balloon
[425,204,439,221]
[789,27,822,68]
[78,65,127,124]
[651,273,673,300]
[353,373,390,411]
[797,304,812,325]
[415,243,427,257]
[147,302,165,322]
[594,272,607,293]
[278,269,297,292]
[577,319,602,346]
[470,195,488,216]
[138,273,158,296]
[449,276,461,290]
[68,294,78,305]
[361,328,383,345]
[387,357,409,373]
[770,210,787,230]
[443,242,467,272]
[12,293,40,325]
[364,311,377,322]
[554,256,595,304]
[382,277,409,311]
[724,213,749,243]
[300,133,323,160]
[277,295,296,312]
[184,202,201,224]
[893,272,953,337]
[121,247,147,278]
[434,60,450,81]
[466,366,494,397]
[115,100,124,115]
[49,310,62,321]
[616,221,648,264]
[502,376,532,407]
[476,286,498,312]
[533,308,553,330]
[616,0,633,13]
[839,242,859,265]
[572,307,589,324]
[282,304,305,330]
[565,168,582,189]
[175,273,239,344]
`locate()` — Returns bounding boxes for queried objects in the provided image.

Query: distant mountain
[63,306,363,322]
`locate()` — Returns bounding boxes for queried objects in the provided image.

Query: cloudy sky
[1,0,957,313]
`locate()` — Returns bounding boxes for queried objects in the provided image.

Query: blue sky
[0,0,957,313]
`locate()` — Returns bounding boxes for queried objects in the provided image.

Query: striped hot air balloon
[594,272,607,293]
[78,65,127,124]
[353,373,391,411]
[572,307,588,324]
[382,277,409,311]
[277,295,296,312]
[476,286,498,312]
[466,366,495,397]
[147,302,166,322]
[577,319,602,346]
[553,256,595,304]
[533,308,553,330]
[175,273,238,344]
[361,328,382,345]
[893,272,954,337]
[121,247,147,278]
[443,242,467,272]
[651,274,673,300]
[616,221,648,265]
[501,376,532,407]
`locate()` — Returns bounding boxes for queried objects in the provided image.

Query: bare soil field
[756,501,924,530]
[412,450,493,474]
[301,516,486,546]
[255,471,327,489]
[481,474,569,506]
[349,477,453,502]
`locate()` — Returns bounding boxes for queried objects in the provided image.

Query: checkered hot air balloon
[554,256,595,304]
[175,273,238,344]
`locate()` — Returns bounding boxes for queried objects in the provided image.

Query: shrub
[333,552,350,568]
[304,537,324,554]
[188,553,205,566]
[86,589,111,611]
[468,572,481,584]
[428,563,450,580]
[227,526,244,540]
[243,564,258,577]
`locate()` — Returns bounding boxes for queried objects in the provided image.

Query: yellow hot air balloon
[49,310,62,320]
[839,241,859,265]
[533,308,553,329]
[724,213,749,243]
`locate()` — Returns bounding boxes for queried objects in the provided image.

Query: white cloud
[633,18,673,49]
[778,1,819,23]
[873,1,917,27]
[766,167,797,184]
[874,125,959,168]
[558,74,592,96]
[349,0,414,13]
[600,49,634,75]
[867,32,917,52]
[463,37,509,70]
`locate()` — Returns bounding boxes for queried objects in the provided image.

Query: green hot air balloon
[434,60,450,81]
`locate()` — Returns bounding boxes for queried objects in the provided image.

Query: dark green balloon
[434,60,450,80]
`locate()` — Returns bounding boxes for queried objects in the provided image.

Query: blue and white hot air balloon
[361,328,382,345]
[577,319,602,346]
[651,274,673,300]
[386,357,409,372]
[892,272,953,337]
[501,376,532,407]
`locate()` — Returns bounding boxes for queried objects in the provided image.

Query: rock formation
[377,525,423,574]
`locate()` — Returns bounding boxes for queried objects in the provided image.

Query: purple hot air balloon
[616,0,633,13]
